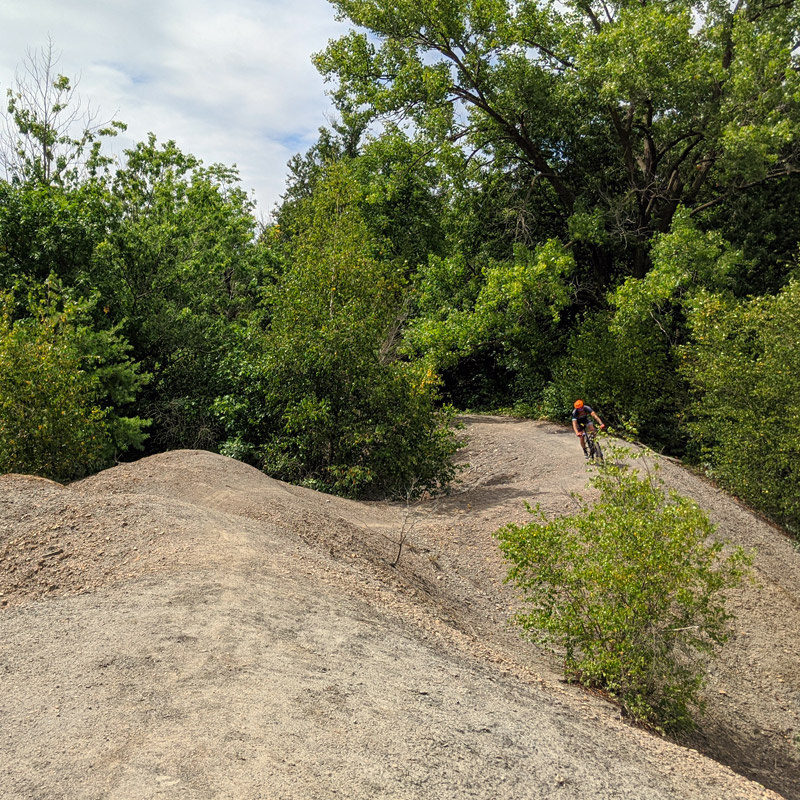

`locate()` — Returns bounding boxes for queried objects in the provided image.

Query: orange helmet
[573,399,584,409]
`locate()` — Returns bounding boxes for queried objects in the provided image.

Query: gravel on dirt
[1,416,798,799]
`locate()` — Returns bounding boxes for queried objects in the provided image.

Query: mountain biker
[572,400,606,458]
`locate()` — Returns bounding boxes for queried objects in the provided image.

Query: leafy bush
[495,450,751,732]
[214,164,461,498]
[0,181,109,291]
[683,280,800,533]
[0,279,148,481]
[216,322,461,498]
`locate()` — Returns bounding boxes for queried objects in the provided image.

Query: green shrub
[214,314,461,499]
[495,450,751,733]
[0,279,148,481]
[213,164,461,498]
[683,281,800,534]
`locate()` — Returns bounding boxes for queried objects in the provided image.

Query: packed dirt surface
[1,416,799,799]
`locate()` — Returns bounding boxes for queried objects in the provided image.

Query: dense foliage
[1,9,799,521]
[684,281,800,533]
[308,0,800,525]
[496,451,752,732]
[214,164,459,497]
[0,279,147,481]
[0,47,460,496]
[317,0,799,282]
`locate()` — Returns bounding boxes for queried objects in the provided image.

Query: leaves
[683,278,800,532]
[0,278,148,481]
[319,0,800,278]
[216,163,460,498]
[0,40,125,187]
[496,450,752,732]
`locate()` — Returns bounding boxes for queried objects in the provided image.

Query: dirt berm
[1,416,799,799]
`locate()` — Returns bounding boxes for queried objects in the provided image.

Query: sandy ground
[1,415,798,799]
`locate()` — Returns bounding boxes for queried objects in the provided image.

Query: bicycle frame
[582,427,604,463]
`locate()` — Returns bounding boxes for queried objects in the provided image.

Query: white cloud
[0,0,348,212]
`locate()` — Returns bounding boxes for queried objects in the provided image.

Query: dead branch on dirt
[371,481,446,567]
[388,496,417,567]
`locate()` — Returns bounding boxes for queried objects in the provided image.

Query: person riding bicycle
[572,400,606,458]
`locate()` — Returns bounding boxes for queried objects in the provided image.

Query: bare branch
[0,37,125,185]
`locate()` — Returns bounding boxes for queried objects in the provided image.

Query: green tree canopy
[93,135,270,451]
[317,0,800,281]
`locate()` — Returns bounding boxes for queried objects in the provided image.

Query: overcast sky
[0,0,349,215]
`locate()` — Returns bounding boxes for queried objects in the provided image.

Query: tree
[215,163,460,497]
[683,279,800,533]
[278,123,448,272]
[1,40,125,187]
[317,0,800,282]
[496,451,751,732]
[403,239,575,409]
[702,172,800,295]
[0,278,148,481]
[95,135,269,451]
[276,112,369,235]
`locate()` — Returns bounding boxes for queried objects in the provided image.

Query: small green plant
[495,446,752,733]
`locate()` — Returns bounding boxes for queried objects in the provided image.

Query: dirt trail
[1,416,798,799]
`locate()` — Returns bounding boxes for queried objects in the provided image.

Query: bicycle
[583,427,604,464]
